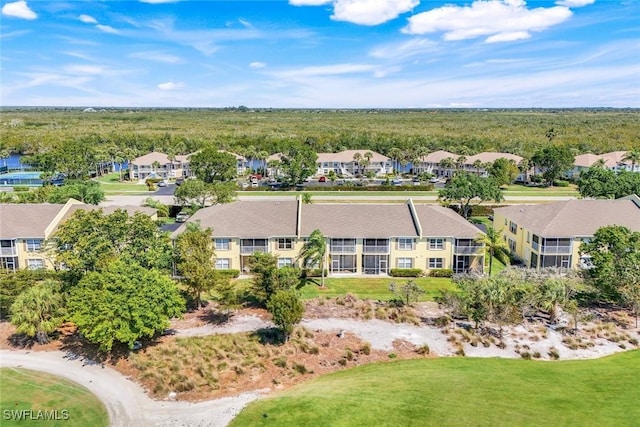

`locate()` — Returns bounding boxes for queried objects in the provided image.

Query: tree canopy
[489,158,519,186]
[174,179,236,208]
[175,223,218,307]
[188,147,237,183]
[280,146,318,185]
[67,261,185,351]
[53,209,173,279]
[531,146,574,185]
[438,172,504,219]
[10,280,66,344]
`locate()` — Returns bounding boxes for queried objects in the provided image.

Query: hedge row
[389,268,423,277]
[429,269,454,278]
[216,269,240,279]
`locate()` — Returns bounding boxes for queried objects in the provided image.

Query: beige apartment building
[492,196,640,270]
[171,199,485,275]
[0,200,156,271]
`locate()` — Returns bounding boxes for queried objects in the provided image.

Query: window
[215,238,230,250]
[277,238,293,250]
[215,258,230,269]
[428,238,444,250]
[278,258,293,268]
[27,259,45,270]
[25,239,42,252]
[508,239,516,252]
[428,258,444,269]
[509,221,518,234]
[397,238,415,250]
[397,258,413,269]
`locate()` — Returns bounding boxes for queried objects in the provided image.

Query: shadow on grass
[253,327,286,346]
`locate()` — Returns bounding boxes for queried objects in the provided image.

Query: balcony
[330,243,356,253]
[363,245,389,254]
[240,246,268,255]
[0,247,17,257]
[454,245,484,255]
[539,245,572,254]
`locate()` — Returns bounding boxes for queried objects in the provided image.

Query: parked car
[429,177,439,183]
[175,212,189,223]
[175,178,184,186]
[318,176,327,182]
[157,180,167,187]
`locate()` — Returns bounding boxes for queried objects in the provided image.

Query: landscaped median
[230,350,640,427]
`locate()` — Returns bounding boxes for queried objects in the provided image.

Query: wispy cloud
[129,51,184,64]
[369,38,440,60]
[157,81,185,90]
[2,0,37,20]
[249,61,267,68]
[290,0,332,5]
[403,0,574,43]
[0,29,31,40]
[96,24,120,35]
[79,14,97,24]
[140,0,180,4]
[270,63,377,79]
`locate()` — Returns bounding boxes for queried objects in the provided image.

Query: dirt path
[0,350,266,427]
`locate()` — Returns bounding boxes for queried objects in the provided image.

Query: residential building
[569,151,640,178]
[171,199,485,275]
[492,196,640,270]
[414,151,527,180]
[413,150,459,177]
[315,150,393,177]
[0,200,157,271]
[130,151,190,180]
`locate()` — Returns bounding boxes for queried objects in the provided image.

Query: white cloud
[249,62,267,68]
[129,51,184,64]
[289,0,332,5]
[96,24,120,34]
[64,65,105,75]
[331,0,418,25]
[403,0,573,43]
[79,14,97,24]
[370,38,439,60]
[2,1,37,20]
[556,0,595,7]
[157,81,185,90]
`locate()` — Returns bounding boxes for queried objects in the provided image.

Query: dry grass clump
[333,294,421,325]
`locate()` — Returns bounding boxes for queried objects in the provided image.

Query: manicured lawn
[300,277,455,301]
[231,277,455,302]
[231,350,640,427]
[0,368,108,427]
[95,173,150,194]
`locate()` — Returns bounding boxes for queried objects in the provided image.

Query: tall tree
[280,146,318,185]
[299,229,327,288]
[68,260,185,351]
[267,290,304,342]
[489,158,519,186]
[174,179,236,209]
[10,280,66,344]
[622,149,640,172]
[531,146,574,186]
[577,166,618,199]
[189,147,237,183]
[175,223,218,308]
[438,172,504,219]
[475,226,510,277]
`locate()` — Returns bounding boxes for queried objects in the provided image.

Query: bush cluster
[389,268,423,277]
[429,269,454,278]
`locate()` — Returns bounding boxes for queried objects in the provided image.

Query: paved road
[0,350,265,427]
[101,193,577,207]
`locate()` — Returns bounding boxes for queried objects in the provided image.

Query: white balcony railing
[0,247,17,256]
[330,245,356,253]
[539,245,572,254]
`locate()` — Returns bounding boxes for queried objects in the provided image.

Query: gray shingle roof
[300,203,418,238]
[0,204,66,239]
[493,199,640,237]
[171,200,299,239]
[414,204,484,238]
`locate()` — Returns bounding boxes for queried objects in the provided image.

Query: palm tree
[518,158,531,183]
[258,150,269,176]
[473,159,484,176]
[299,229,327,288]
[0,148,10,168]
[123,147,139,181]
[352,152,362,176]
[623,149,640,172]
[455,155,467,171]
[475,225,510,277]
[439,157,455,177]
[152,160,161,178]
[10,281,66,344]
[364,151,374,174]
[388,147,402,174]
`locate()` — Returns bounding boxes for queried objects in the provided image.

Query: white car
[175,212,189,223]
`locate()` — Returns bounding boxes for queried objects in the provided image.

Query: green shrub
[12,186,30,192]
[304,268,328,278]
[216,269,240,279]
[389,268,423,277]
[429,269,454,278]
[553,179,570,187]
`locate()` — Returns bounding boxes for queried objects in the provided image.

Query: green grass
[95,173,151,194]
[0,368,109,427]
[232,277,455,302]
[231,350,640,427]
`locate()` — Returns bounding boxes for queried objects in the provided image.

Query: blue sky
[1,0,638,108]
